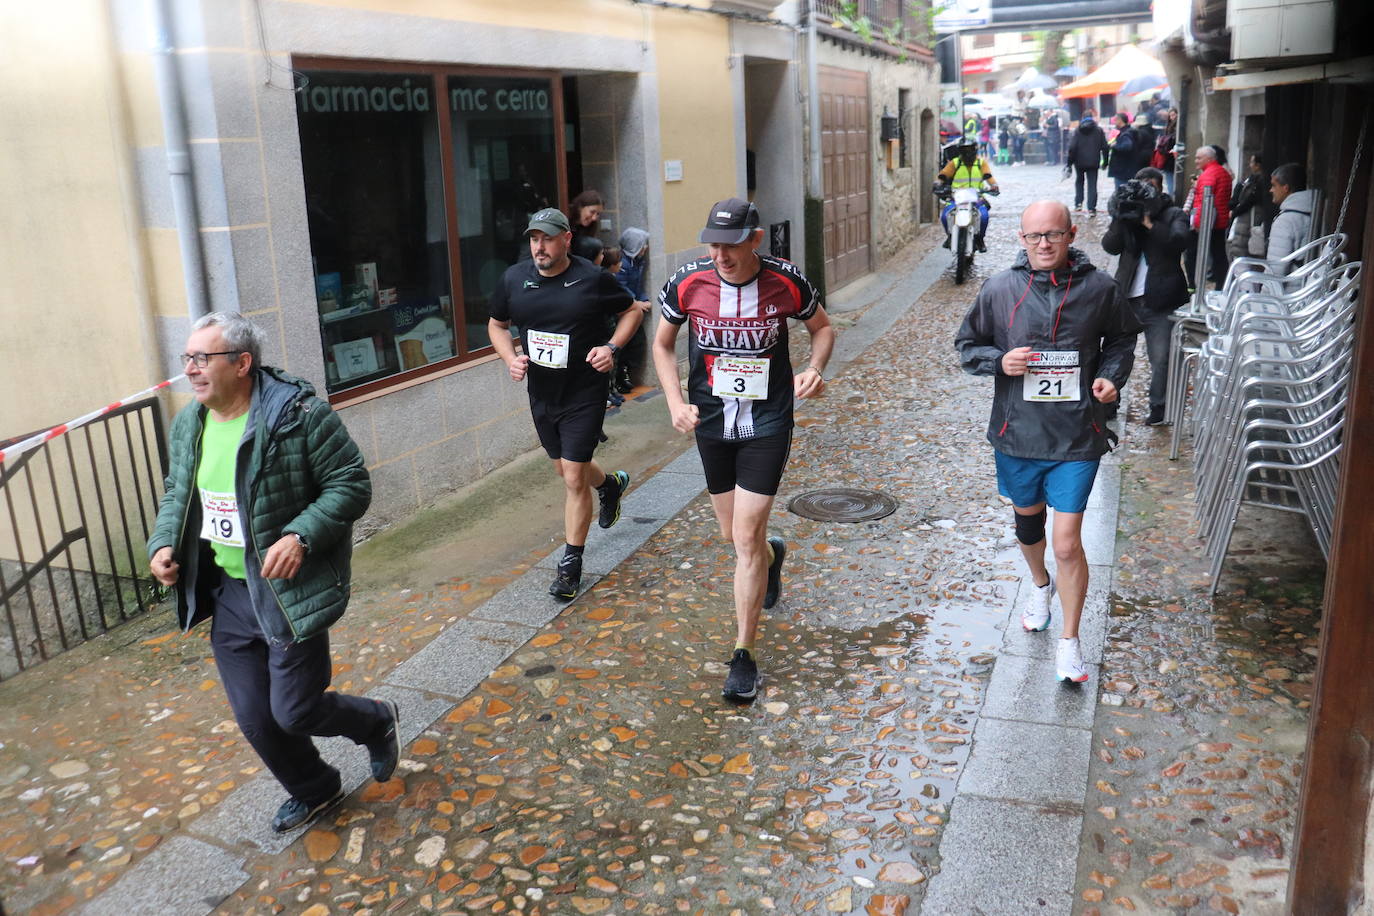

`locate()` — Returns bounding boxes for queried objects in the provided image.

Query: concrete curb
[922,420,1126,915]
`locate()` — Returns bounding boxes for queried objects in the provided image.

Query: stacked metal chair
[1181,232,1360,592]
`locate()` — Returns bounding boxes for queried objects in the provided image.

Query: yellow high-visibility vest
[947,159,989,189]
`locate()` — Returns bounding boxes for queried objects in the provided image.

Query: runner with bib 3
[654,197,833,704]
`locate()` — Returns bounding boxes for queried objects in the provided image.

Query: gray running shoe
[271,786,345,833]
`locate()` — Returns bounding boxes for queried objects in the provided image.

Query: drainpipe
[150,0,210,321]
[806,0,823,197]
[803,0,826,289]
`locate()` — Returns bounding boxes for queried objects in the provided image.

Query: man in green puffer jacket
[147,312,399,834]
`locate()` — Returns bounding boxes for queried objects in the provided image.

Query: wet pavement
[0,164,1324,915]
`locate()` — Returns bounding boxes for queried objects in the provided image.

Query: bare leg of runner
[1050,511,1088,640]
[554,458,608,547]
[1014,502,1051,590]
[709,487,774,646]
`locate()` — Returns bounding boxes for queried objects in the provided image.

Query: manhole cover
[788,488,898,522]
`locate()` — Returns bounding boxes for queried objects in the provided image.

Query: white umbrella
[1004,68,1058,93]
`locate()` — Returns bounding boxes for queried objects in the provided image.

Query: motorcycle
[934,183,998,285]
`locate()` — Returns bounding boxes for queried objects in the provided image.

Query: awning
[1058,44,1165,98]
[1212,56,1374,91]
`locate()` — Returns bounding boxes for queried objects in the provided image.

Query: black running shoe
[722,648,760,702]
[271,786,345,833]
[763,536,786,610]
[549,569,580,601]
[367,699,400,783]
[598,470,629,529]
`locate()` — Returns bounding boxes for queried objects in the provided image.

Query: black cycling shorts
[529,396,606,463]
[695,429,793,496]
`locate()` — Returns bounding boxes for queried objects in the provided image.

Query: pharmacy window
[295,62,565,399]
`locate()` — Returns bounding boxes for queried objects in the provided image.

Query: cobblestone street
[0,164,1323,915]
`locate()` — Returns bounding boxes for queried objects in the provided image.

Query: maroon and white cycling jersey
[659,254,820,440]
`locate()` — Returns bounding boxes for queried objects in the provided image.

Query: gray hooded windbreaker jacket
[955,247,1141,461]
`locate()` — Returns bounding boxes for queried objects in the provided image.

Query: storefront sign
[298,79,431,114]
[450,87,550,114]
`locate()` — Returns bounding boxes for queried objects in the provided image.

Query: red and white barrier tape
[0,375,185,464]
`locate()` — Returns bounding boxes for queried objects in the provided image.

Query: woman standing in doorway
[569,189,604,241]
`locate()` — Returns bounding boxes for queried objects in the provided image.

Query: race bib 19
[1023,350,1081,402]
[711,356,771,400]
[526,330,571,369]
[200,489,244,547]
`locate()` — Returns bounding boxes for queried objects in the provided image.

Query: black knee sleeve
[1014,508,1047,545]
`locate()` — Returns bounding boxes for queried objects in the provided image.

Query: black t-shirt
[489,255,632,405]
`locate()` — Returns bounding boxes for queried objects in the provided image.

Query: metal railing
[814,0,929,50]
[0,399,168,680]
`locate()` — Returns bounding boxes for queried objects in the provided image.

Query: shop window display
[298,69,456,393]
[296,65,565,398]
[447,75,561,351]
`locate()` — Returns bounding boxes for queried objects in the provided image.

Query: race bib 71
[526,330,571,369]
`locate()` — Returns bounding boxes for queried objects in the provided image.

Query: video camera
[1109,179,1165,222]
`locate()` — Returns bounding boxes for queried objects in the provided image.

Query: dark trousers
[209,572,385,804]
[1185,228,1230,288]
[1133,298,1174,412]
[1074,167,1099,212]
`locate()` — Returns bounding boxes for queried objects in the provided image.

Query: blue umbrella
[1055,65,1085,78]
[1118,73,1168,96]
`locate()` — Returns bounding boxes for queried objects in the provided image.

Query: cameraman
[1102,167,1191,427]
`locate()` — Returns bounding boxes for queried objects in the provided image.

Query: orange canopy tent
[1058,45,1164,99]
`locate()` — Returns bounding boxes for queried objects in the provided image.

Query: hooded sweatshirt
[615,227,652,299]
[1266,189,1316,273]
[1068,119,1109,172]
[954,248,1141,460]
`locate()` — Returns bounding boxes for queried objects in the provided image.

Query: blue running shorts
[994,452,1100,513]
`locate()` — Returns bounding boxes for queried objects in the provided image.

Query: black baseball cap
[699,197,760,244]
[525,208,571,236]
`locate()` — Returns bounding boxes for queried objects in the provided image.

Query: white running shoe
[1021,574,1055,632]
[1056,636,1089,683]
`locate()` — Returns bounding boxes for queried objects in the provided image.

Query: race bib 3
[711,356,770,400]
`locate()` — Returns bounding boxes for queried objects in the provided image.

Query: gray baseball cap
[699,197,760,244]
[525,208,571,236]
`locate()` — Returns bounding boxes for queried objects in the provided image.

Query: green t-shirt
[196,411,250,580]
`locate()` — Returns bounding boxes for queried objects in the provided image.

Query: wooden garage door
[819,66,871,291]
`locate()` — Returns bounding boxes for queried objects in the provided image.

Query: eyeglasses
[1021,230,1071,245]
[179,351,241,368]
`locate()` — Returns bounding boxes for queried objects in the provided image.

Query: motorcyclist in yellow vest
[936,139,1000,252]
